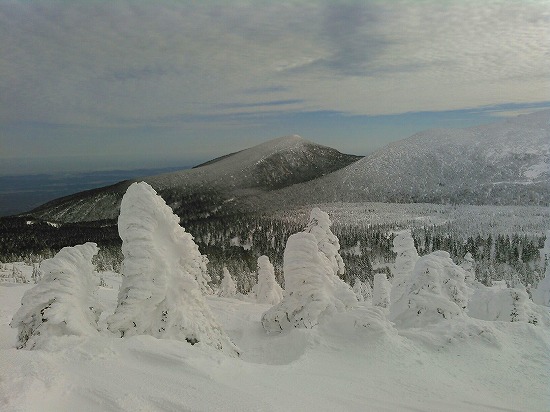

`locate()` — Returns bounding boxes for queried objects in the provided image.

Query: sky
[1,0,550,175]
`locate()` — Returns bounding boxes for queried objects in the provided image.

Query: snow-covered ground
[1,269,549,412]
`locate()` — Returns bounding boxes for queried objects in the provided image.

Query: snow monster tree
[108,182,238,355]
[11,242,100,349]
[261,208,357,332]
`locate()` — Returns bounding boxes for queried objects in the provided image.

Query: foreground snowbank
[1,275,549,412]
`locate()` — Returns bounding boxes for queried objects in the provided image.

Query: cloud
[0,0,549,129]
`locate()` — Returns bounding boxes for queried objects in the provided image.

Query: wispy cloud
[1,1,549,129]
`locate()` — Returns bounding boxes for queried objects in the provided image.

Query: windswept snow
[1,273,550,411]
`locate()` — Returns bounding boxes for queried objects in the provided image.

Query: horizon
[1,1,550,175]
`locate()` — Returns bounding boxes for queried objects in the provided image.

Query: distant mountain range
[27,110,550,223]
[263,109,550,207]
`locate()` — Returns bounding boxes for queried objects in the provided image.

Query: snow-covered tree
[252,255,283,305]
[353,278,364,302]
[305,207,345,277]
[460,252,476,283]
[10,242,99,349]
[219,266,237,298]
[390,251,470,328]
[373,273,391,308]
[469,285,549,326]
[532,230,550,306]
[107,182,238,355]
[261,231,357,332]
[390,229,418,304]
[353,278,372,302]
[11,265,28,283]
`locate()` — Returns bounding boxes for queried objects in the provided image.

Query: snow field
[2,276,550,411]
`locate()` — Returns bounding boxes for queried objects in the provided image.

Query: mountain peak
[29,136,361,222]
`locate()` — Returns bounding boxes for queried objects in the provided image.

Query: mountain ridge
[29,135,362,222]
[259,110,550,207]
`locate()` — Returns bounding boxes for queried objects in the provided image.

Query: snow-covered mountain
[28,110,550,223]
[265,110,550,207]
[29,135,361,222]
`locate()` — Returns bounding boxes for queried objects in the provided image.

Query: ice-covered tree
[373,273,391,308]
[252,255,283,305]
[353,278,372,302]
[460,252,476,283]
[261,231,357,332]
[107,182,238,355]
[219,266,237,298]
[533,230,550,306]
[305,207,345,277]
[469,286,549,326]
[10,242,99,349]
[390,229,419,304]
[353,278,364,302]
[390,251,470,328]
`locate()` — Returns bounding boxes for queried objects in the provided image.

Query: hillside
[264,110,550,207]
[28,136,361,223]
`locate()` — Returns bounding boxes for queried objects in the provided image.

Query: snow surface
[2,271,550,411]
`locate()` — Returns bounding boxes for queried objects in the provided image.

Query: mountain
[262,110,550,207]
[28,135,362,223]
[26,110,550,224]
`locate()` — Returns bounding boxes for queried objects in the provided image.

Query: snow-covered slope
[2,276,550,411]
[29,136,361,222]
[267,110,550,206]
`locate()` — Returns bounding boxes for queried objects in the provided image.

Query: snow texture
[390,251,470,328]
[2,266,550,411]
[219,266,237,298]
[261,231,357,333]
[107,182,237,355]
[390,229,419,304]
[373,273,391,308]
[10,242,99,349]
[251,255,283,305]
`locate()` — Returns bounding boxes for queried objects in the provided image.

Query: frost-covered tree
[11,265,28,283]
[469,286,549,326]
[533,230,550,306]
[252,255,283,305]
[390,251,470,328]
[305,207,345,277]
[390,229,419,304]
[460,252,476,283]
[353,278,364,302]
[373,273,391,308]
[261,231,357,332]
[353,278,372,302]
[10,242,99,349]
[219,266,237,298]
[107,182,238,355]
